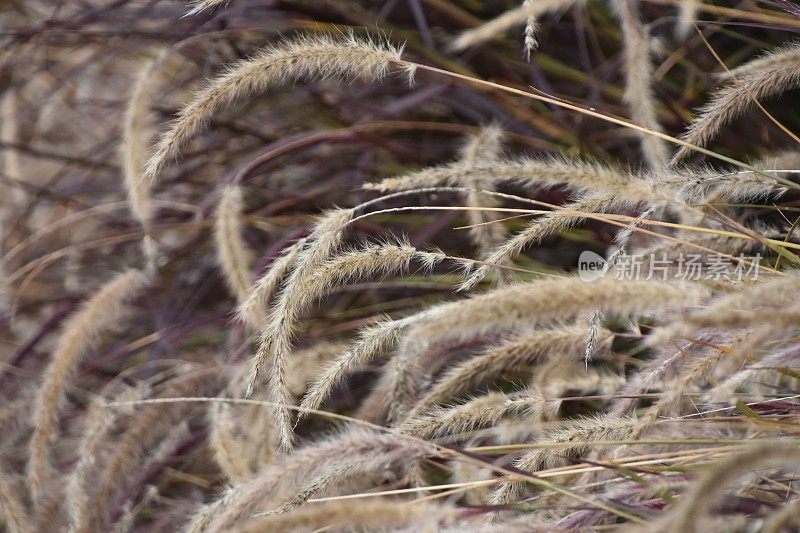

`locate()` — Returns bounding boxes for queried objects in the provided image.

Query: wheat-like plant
[28,269,148,507]
[143,33,415,185]
[4,2,800,531]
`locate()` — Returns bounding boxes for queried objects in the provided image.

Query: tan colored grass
[121,51,165,274]
[450,0,578,52]
[237,498,456,533]
[400,389,560,439]
[458,125,508,257]
[238,238,306,329]
[74,371,218,533]
[366,156,665,201]
[28,269,148,508]
[676,0,700,39]
[299,316,415,415]
[649,441,800,532]
[0,466,30,533]
[247,208,353,450]
[187,428,439,532]
[405,325,612,419]
[674,42,800,162]
[492,415,637,504]
[214,185,253,305]
[611,0,669,171]
[143,33,414,185]
[460,193,637,290]
[184,0,230,16]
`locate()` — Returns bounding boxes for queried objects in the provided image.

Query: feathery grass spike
[143,33,414,185]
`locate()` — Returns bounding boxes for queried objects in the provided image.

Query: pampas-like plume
[406,325,612,419]
[299,316,415,414]
[294,240,447,310]
[122,52,165,274]
[143,33,414,185]
[648,274,800,345]
[450,0,577,52]
[247,208,353,450]
[611,0,669,171]
[67,382,150,532]
[208,401,257,484]
[648,441,800,532]
[238,499,455,533]
[206,369,276,484]
[28,269,148,508]
[76,371,219,533]
[238,238,306,329]
[269,239,447,438]
[673,42,800,162]
[400,389,560,439]
[458,126,508,257]
[214,185,253,305]
[366,156,664,201]
[0,466,30,533]
[187,428,439,532]
[491,415,637,504]
[250,231,448,450]
[461,193,637,290]
[626,332,757,442]
[708,343,800,402]
[389,278,707,420]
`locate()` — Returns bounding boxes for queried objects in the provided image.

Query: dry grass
[2,1,800,531]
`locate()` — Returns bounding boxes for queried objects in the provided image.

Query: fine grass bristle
[673,42,800,163]
[214,184,253,305]
[143,33,414,185]
[238,498,456,532]
[449,0,576,52]
[8,3,800,531]
[28,269,148,507]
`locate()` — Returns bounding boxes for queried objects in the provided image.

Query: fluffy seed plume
[28,269,148,507]
[190,428,439,532]
[238,499,455,533]
[461,193,637,290]
[247,208,352,450]
[0,466,30,533]
[367,156,664,201]
[121,51,168,274]
[611,0,669,171]
[143,33,414,185]
[184,0,231,16]
[400,389,559,439]
[214,185,253,305]
[67,381,149,532]
[407,325,611,418]
[458,126,508,256]
[647,274,800,345]
[78,372,218,533]
[388,278,707,420]
[650,441,800,532]
[299,316,415,415]
[676,0,699,39]
[450,0,577,52]
[238,238,306,329]
[250,228,449,450]
[523,0,540,59]
[492,415,637,504]
[673,42,800,162]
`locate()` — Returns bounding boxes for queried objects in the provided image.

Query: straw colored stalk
[28,270,148,507]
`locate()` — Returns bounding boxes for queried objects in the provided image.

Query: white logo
[578,251,606,282]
